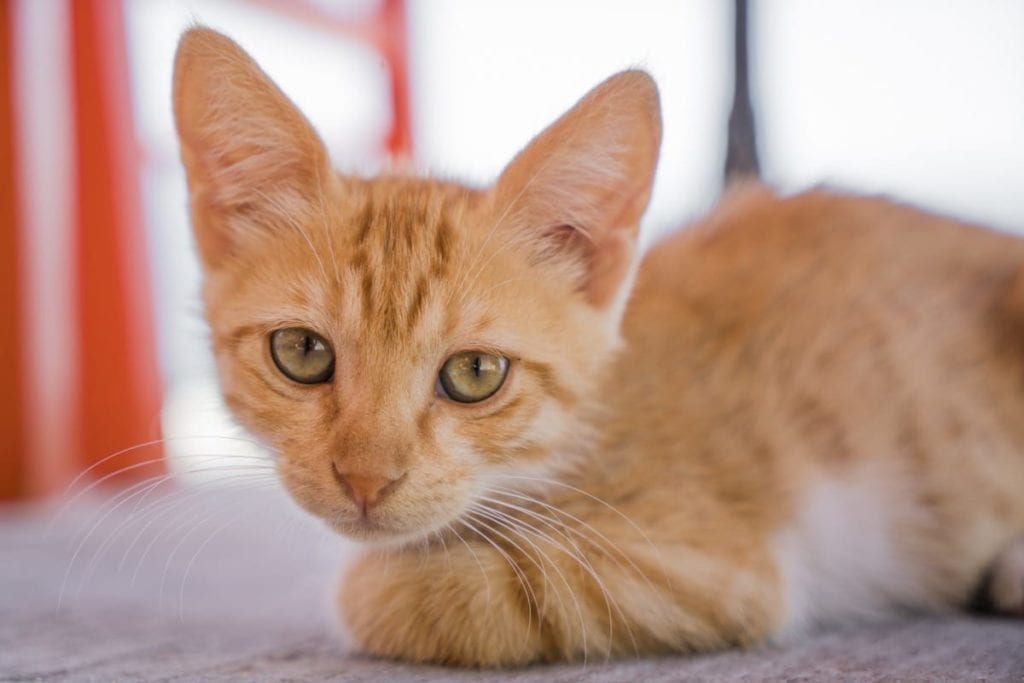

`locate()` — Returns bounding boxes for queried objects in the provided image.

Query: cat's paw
[982,536,1024,616]
[337,547,545,666]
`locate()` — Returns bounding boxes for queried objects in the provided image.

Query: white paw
[987,537,1024,616]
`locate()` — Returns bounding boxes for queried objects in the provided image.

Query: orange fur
[173,28,1024,666]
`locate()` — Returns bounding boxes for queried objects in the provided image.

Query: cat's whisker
[67,472,278,607]
[485,486,671,647]
[458,515,539,645]
[127,461,275,517]
[468,507,589,651]
[58,471,192,612]
[158,507,222,613]
[431,526,453,574]
[113,479,205,573]
[469,506,562,619]
[478,500,616,612]
[481,499,650,657]
[79,475,194,585]
[475,498,640,660]
[473,502,636,661]
[446,522,492,606]
[66,460,273,568]
[486,486,662,598]
[497,475,673,587]
[177,511,247,620]
[128,477,279,588]
[264,503,316,552]
[61,434,274,497]
[468,507,590,663]
[114,470,278,574]
[53,446,275,530]
[149,480,277,609]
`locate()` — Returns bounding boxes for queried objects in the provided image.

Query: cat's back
[632,185,1024,377]
[616,184,1024,490]
[640,185,1024,329]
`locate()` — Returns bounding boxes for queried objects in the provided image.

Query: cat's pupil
[472,356,481,377]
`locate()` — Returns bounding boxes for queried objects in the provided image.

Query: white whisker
[487,486,662,597]
[468,507,590,663]
[178,511,246,619]
[476,496,640,659]
[497,475,672,587]
[458,515,538,644]
[446,523,492,605]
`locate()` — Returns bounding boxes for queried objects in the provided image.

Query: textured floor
[2,485,1022,682]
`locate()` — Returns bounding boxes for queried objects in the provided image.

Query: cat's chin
[323,514,450,547]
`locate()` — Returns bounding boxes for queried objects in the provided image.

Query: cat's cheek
[275,457,335,521]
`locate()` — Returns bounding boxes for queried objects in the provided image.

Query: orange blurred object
[68,0,165,492]
[1,0,27,500]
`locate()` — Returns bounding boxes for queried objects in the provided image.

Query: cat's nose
[332,465,406,513]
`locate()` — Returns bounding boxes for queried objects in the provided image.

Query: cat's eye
[438,351,509,403]
[270,327,335,384]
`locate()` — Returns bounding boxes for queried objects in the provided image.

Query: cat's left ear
[492,70,662,309]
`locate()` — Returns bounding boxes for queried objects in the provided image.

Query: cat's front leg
[337,542,548,666]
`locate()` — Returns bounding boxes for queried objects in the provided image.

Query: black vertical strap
[724,0,761,183]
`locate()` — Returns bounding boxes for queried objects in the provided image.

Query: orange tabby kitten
[172,27,1024,666]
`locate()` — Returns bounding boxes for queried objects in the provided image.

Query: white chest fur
[772,477,928,640]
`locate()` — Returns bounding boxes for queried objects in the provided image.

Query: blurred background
[3,0,1024,500]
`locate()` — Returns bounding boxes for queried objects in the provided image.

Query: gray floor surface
[2,484,1022,682]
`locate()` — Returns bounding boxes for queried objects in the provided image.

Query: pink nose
[333,466,405,513]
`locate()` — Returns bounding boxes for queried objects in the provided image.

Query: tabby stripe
[354,196,374,245]
[523,360,577,406]
[239,361,293,400]
[432,216,452,276]
[406,275,429,330]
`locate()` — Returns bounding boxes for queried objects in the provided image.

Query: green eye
[439,351,509,403]
[270,328,335,384]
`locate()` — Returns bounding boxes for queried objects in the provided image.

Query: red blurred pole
[0,0,27,499]
[380,0,413,160]
[242,0,414,161]
[69,0,164,484]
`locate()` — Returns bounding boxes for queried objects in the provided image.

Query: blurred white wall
[408,0,730,241]
[756,0,1024,232]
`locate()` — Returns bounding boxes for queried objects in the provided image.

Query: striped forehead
[342,182,464,343]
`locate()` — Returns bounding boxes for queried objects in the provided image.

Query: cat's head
[172,28,661,543]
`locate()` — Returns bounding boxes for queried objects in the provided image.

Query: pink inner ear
[542,223,592,250]
[534,223,596,275]
[531,222,630,307]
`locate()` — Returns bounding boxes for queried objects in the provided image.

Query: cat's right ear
[172,27,330,270]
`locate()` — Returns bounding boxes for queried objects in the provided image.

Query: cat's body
[591,187,1024,639]
[173,28,1024,666]
[341,187,1024,663]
